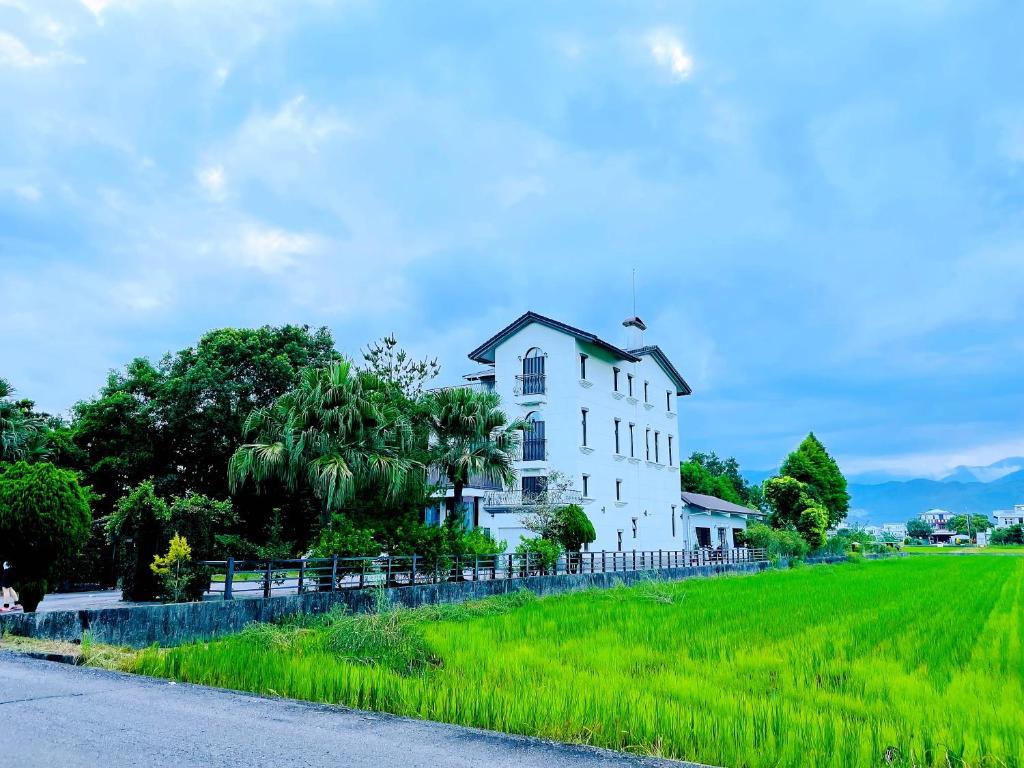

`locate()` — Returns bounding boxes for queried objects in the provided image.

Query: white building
[881,523,907,541]
[680,492,765,550]
[426,311,730,553]
[994,505,1024,529]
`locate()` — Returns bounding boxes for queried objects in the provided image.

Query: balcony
[427,467,502,492]
[483,488,584,510]
[514,374,546,404]
[518,438,547,462]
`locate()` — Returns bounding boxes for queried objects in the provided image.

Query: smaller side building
[994,504,1024,529]
[679,492,765,550]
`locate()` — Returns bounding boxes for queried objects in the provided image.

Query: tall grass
[136,557,1024,767]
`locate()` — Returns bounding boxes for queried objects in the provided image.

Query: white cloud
[647,28,694,81]
[840,437,1024,480]
[0,31,55,68]
[14,184,41,201]
[196,164,226,200]
[237,225,317,273]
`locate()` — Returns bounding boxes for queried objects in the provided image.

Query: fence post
[331,554,338,592]
[386,555,392,587]
[411,554,418,586]
[526,550,531,577]
[359,560,365,589]
[633,549,636,571]
[297,558,305,595]
[224,556,234,601]
[474,556,479,582]
[264,560,272,599]
[508,553,513,579]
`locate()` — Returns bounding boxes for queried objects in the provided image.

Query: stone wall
[0,554,886,648]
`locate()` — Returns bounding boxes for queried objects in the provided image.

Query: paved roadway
[0,652,698,768]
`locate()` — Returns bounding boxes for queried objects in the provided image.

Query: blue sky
[2,1,1023,480]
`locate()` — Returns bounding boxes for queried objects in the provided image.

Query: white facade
[437,312,697,553]
[881,523,907,541]
[994,505,1024,528]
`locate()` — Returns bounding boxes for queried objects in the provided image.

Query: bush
[150,533,195,603]
[460,528,507,557]
[991,525,1024,546]
[743,522,809,560]
[0,461,92,610]
[313,515,381,576]
[515,537,562,574]
[107,481,170,601]
[556,504,596,552]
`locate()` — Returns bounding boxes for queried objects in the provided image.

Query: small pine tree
[150,533,193,603]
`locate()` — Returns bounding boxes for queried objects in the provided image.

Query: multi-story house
[994,505,1024,529]
[425,310,742,553]
[881,523,907,541]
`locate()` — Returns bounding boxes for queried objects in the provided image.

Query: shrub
[556,504,596,552]
[107,481,170,601]
[313,515,381,579]
[150,533,195,603]
[991,525,1024,546]
[0,461,92,610]
[461,527,507,556]
[743,522,809,560]
[515,536,562,574]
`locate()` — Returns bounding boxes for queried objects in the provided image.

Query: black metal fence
[198,547,768,600]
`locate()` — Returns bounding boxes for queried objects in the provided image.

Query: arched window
[521,410,546,461]
[521,347,545,395]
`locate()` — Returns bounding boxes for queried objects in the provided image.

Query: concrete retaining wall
[0,554,865,648]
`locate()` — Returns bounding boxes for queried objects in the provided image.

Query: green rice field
[136,557,1024,767]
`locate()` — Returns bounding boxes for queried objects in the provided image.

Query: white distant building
[425,311,761,553]
[920,509,958,544]
[994,505,1024,529]
[881,523,907,541]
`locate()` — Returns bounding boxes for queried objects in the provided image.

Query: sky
[1,0,1023,481]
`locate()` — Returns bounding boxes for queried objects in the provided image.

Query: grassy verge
[134,557,1024,767]
[903,545,1024,555]
[1,633,139,671]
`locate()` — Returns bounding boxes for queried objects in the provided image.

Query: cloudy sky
[2,0,1023,480]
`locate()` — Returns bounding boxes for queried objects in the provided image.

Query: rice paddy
[136,556,1024,767]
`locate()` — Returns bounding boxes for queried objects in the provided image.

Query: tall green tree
[229,361,421,526]
[679,451,760,508]
[778,433,849,526]
[0,461,92,610]
[763,475,829,549]
[425,387,522,518]
[906,519,933,539]
[0,378,48,463]
[947,514,991,538]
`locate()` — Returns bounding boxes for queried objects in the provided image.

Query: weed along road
[0,653,695,768]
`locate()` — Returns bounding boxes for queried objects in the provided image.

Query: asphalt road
[0,652,698,768]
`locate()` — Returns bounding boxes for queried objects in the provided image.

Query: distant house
[994,505,1024,529]
[679,492,765,550]
[881,523,907,541]
[920,509,967,544]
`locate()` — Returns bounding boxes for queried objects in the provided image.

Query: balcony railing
[483,488,584,510]
[519,438,547,462]
[427,467,502,492]
[514,373,546,396]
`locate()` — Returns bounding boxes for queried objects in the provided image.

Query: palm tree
[228,361,421,525]
[0,378,46,463]
[425,387,523,521]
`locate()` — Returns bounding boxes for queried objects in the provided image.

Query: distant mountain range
[743,458,1024,525]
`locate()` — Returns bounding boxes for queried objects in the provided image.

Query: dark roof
[468,311,641,365]
[681,491,763,516]
[628,345,693,396]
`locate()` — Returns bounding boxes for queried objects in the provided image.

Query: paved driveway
[0,653,699,768]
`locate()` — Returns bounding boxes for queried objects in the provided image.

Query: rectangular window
[632,518,638,539]
[581,408,588,446]
[613,367,620,391]
[696,527,712,548]
[582,474,589,498]
[671,505,677,537]
[614,418,621,453]
[654,431,660,463]
[522,475,547,499]
[667,391,672,411]
[615,479,622,501]
[644,381,649,402]
[668,435,674,466]
[617,530,623,551]
[645,428,651,460]
[629,423,635,457]
[580,353,588,380]
[627,373,634,397]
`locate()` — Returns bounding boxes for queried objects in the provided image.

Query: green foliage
[906,518,934,539]
[742,522,810,560]
[361,334,441,398]
[778,433,849,526]
[0,380,58,464]
[515,536,562,573]
[107,480,169,601]
[460,527,507,556]
[149,533,194,603]
[763,476,829,550]
[229,361,420,526]
[991,525,1024,545]
[947,514,991,537]
[555,504,596,552]
[679,451,759,507]
[0,461,92,610]
[796,501,829,550]
[138,558,1024,768]
[312,515,381,562]
[425,386,522,517]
